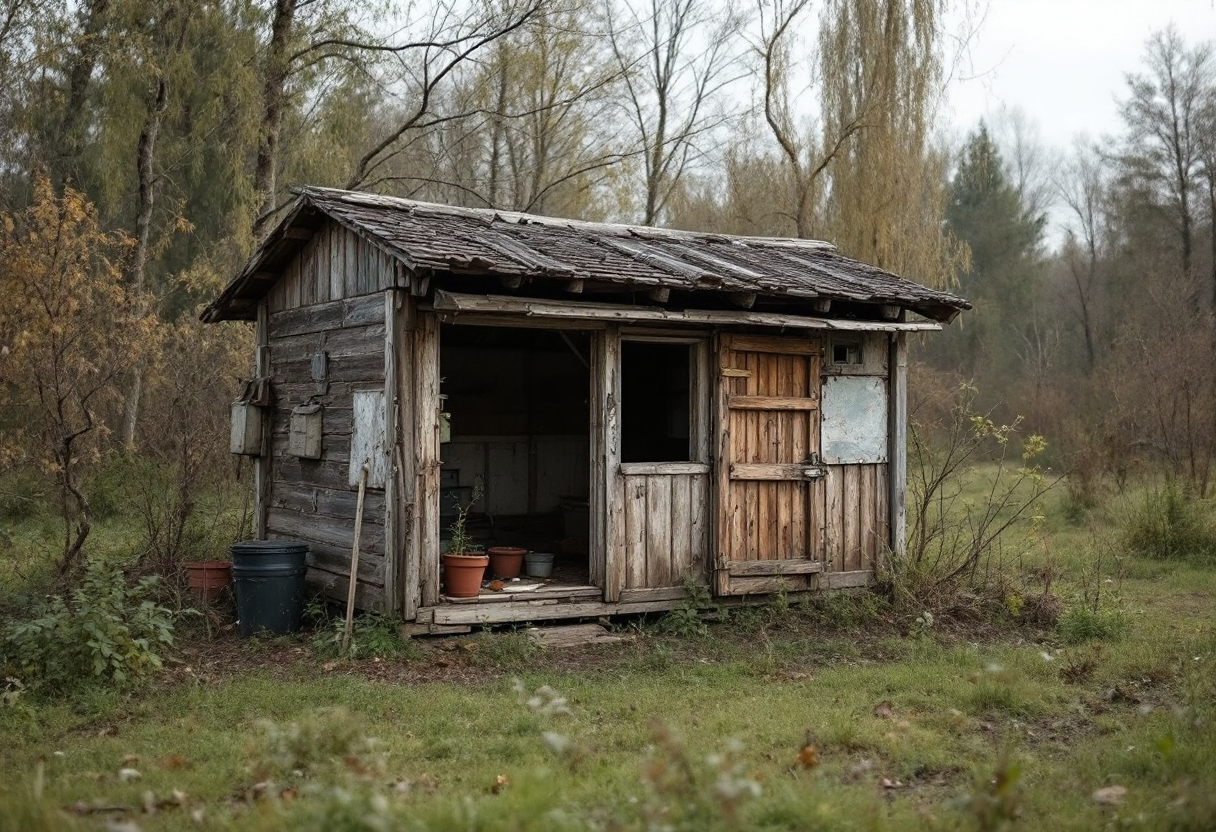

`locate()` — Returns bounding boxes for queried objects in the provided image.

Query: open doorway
[438,324,592,595]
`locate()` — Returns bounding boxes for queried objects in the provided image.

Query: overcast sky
[946,0,1216,152]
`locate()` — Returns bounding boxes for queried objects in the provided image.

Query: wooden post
[415,311,442,606]
[342,461,370,652]
[383,290,401,616]
[600,325,624,602]
[888,332,907,559]
[396,293,420,619]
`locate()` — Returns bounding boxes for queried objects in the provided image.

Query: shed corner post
[414,309,442,607]
[384,289,411,617]
[255,300,271,540]
[599,324,625,603]
[888,332,908,562]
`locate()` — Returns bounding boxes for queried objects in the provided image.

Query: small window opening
[832,341,862,366]
[621,341,692,463]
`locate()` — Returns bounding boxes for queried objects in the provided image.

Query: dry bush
[1099,271,1216,497]
[893,382,1059,619]
[0,178,155,580]
[131,314,253,578]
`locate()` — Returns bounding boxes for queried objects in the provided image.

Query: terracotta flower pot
[185,560,232,603]
[487,546,527,579]
[441,552,489,598]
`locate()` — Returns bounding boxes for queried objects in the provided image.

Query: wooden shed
[203,187,969,633]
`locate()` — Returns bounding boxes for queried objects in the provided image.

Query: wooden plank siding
[263,222,394,611]
[267,222,400,315]
[820,463,888,573]
[621,472,709,588]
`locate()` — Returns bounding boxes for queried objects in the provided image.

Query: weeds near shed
[892,383,1058,619]
[657,577,715,636]
[309,607,418,661]
[1,560,178,696]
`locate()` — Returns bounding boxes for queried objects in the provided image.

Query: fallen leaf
[159,753,192,771]
[1093,785,1127,806]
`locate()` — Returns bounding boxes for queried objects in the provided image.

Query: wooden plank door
[716,334,825,595]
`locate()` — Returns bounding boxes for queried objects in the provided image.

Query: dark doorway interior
[439,325,592,592]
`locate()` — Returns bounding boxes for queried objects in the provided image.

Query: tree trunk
[55,0,111,185]
[253,0,296,239]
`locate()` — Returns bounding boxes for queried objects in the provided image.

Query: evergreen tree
[935,123,1045,380]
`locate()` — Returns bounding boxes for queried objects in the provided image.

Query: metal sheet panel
[821,376,888,464]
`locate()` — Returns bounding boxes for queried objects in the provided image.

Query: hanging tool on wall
[342,459,371,654]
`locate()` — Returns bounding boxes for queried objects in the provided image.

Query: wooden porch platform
[402,570,874,634]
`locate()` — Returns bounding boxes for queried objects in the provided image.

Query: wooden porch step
[526,623,633,649]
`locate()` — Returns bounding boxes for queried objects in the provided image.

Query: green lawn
[1,481,1215,831]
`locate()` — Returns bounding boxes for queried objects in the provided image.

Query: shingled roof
[202,187,970,324]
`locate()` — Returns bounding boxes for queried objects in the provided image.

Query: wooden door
[716,334,825,595]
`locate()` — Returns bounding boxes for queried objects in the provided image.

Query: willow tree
[816,0,965,288]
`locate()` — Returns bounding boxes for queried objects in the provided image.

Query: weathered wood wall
[620,468,710,589]
[818,330,892,574]
[266,222,400,311]
[821,463,888,572]
[263,222,393,611]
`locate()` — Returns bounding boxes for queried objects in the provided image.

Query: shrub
[1121,483,1216,563]
[310,609,418,661]
[1,560,176,694]
[1057,603,1127,645]
[892,383,1058,618]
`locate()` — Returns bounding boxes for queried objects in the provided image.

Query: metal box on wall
[230,401,263,456]
[289,402,323,459]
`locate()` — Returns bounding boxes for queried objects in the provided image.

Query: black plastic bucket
[231,540,309,637]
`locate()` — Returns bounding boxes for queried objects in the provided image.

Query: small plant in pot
[440,485,488,598]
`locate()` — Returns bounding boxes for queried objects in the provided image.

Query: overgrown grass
[1,469,1214,830]
[1,610,1212,831]
[1121,483,1216,564]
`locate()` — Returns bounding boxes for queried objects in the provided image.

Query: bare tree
[606,0,744,225]
[1117,26,1213,295]
[749,0,834,239]
[1056,138,1110,371]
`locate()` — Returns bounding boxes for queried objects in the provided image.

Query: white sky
[946,0,1216,152]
